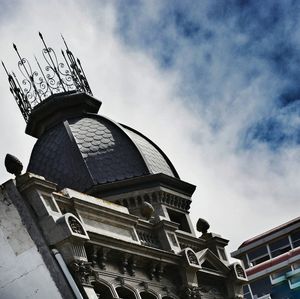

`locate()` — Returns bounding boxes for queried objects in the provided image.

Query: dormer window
[167,208,191,233]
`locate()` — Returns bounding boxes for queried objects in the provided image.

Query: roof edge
[87,173,196,198]
[120,123,180,179]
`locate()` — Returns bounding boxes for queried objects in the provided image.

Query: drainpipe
[52,249,84,299]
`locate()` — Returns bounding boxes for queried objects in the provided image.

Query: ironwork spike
[12,71,23,92]
[40,33,66,92]
[1,61,10,76]
[39,31,49,51]
[61,34,69,50]
[13,43,17,51]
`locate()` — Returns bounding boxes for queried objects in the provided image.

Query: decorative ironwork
[2,32,93,122]
[186,249,199,266]
[68,216,85,235]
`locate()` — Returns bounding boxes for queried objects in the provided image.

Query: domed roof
[27,114,179,192]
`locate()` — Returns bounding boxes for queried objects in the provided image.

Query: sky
[0,0,300,253]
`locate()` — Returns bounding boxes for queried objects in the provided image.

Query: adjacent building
[0,34,246,299]
[231,217,300,299]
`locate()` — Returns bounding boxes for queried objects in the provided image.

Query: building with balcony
[231,217,300,299]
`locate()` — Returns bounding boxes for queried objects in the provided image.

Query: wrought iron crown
[2,32,93,122]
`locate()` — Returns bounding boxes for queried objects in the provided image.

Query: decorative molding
[140,281,149,290]
[120,255,129,274]
[70,260,93,284]
[128,256,136,276]
[115,276,125,286]
[181,286,202,299]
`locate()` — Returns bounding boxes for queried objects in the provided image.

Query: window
[243,285,252,299]
[167,209,191,233]
[289,275,300,290]
[250,276,272,298]
[140,292,157,299]
[292,261,300,270]
[116,287,136,299]
[291,230,300,248]
[270,266,290,284]
[269,237,291,258]
[42,194,59,212]
[93,282,114,299]
[247,246,270,266]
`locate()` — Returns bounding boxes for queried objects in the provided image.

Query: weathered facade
[1,35,246,299]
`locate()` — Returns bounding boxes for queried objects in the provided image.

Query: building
[231,217,300,299]
[0,33,246,299]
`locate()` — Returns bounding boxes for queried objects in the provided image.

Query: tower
[1,33,246,299]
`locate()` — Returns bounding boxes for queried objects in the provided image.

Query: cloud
[0,0,300,253]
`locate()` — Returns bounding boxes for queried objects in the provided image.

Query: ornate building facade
[0,34,246,299]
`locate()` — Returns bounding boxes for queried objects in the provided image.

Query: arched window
[93,281,114,299]
[116,286,136,299]
[140,291,157,299]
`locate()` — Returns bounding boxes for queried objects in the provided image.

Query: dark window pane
[271,267,290,280]
[253,255,269,265]
[167,209,191,233]
[248,246,268,260]
[250,276,272,297]
[291,230,300,248]
[269,237,291,258]
[248,246,270,266]
[243,285,252,299]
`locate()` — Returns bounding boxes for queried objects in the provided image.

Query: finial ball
[5,154,23,176]
[141,201,154,220]
[196,218,210,234]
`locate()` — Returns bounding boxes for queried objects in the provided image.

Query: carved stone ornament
[70,260,93,284]
[128,256,136,276]
[148,263,156,280]
[198,286,223,297]
[120,255,128,274]
[97,247,108,270]
[162,286,170,295]
[116,276,125,286]
[235,264,246,278]
[186,249,199,266]
[140,281,149,290]
[181,286,202,299]
[68,216,85,235]
[156,263,163,282]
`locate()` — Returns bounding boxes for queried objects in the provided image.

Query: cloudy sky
[0,0,300,253]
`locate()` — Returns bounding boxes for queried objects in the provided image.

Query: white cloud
[0,0,299,254]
